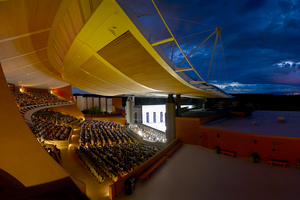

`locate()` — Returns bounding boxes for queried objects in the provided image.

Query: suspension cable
[137,13,216,28]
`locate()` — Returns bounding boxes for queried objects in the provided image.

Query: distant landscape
[211,94,300,111]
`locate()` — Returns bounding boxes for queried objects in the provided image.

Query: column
[125,97,134,125]
[76,96,83,111]
[100,98,106,112]
[87,97,93,109]
[202,98,207,109]
[94,97,99,108]
[176,94,181,117]
[166,94,175,143]
[107,98,113,113]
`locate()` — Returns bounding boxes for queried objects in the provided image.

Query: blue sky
[73,0,300,94]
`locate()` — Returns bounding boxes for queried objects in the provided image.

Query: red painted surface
[202,133,208,147]
[176,117,300,166]
[52,85,73,101]
[25,88,48,93]
[221,150,236,158]
[109,184,115,200]
[268,159,288,167]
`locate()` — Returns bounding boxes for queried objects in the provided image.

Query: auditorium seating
[11,91,69,108]
[30,109,77,141]
[77,119,160,182]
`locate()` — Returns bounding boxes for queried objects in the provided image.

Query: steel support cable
[160,29,215,49]
[211,46,217,83]
[136,13,216,28]
[206,32,219,82]
[177,30,216,68]
[200,38,214,76]
[220,34,228,89]
[151,0,206,83]
[219,37,221,86]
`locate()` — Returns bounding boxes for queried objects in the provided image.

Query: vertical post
[106,98,108,114]
[166,94,175,143]
[202,99,207,110]
[130,97,134,124]
[176,94,181,117]
[125,97,135,125]
[109,184,115,200]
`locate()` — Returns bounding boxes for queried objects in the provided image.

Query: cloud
[124,0,300,94]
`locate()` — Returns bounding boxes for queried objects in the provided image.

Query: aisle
[60,122,111,200]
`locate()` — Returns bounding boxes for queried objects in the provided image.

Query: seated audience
[11,91,69,107]
[30,109,77,141]
[78,119,159,181]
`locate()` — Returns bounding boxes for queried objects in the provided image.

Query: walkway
[117,144,300,200]
[60,123,111,200]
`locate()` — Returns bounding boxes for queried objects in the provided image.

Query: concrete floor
[60,124,300,200]
[117,144,300,200]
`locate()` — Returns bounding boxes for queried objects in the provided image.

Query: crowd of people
[78,119,159,182]
[30,109,77,141]
[11,91,68,107]
[131,125,167,143]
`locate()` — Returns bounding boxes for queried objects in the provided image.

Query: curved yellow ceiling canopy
[56,0,229,98]
[0,0,68,89]
[0,0,229,98]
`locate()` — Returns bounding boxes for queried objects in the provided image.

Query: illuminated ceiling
[0,0,229,98]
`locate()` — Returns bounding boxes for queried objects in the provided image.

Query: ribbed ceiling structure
[0,0,229,98]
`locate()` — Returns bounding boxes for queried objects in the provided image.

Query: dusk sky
[73,0,300,94]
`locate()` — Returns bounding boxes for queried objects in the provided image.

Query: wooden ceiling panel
[73,68,135,94]
[0,0,62,40]
[98,31,199,94]
[4,60,51,77]
[69,76,118,96]
[0,31,50,60]
[80,55,154,92]
[1,49,48,70]
[67,0,84,34]
[0,0,71,89]
[7,68,56,80]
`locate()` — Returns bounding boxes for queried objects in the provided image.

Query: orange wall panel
[177,117,300,166]
[112,98,122,108]
[176,117,202,145]
[201,126,300,165]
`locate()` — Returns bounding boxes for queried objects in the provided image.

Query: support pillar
[176,94,181,117]
[109,184,115,200]
[125,97,134,125]
[202,99,207,109]
[166,94,175,143]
